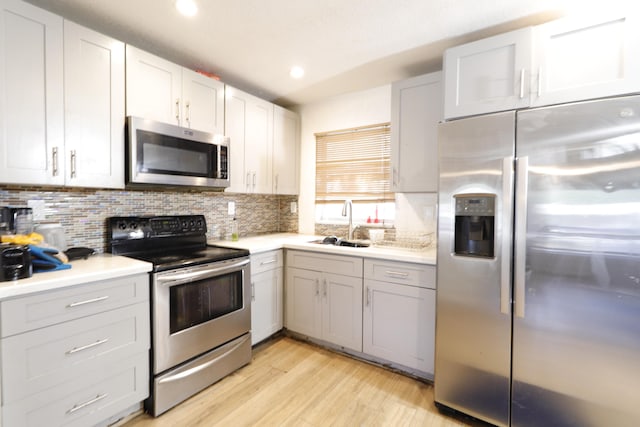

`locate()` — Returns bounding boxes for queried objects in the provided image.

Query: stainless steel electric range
[107,215,251,416]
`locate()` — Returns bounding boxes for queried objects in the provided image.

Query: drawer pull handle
[260,259,277,265]
[67,338,109,355]
[67,393,108,414]
[385,270,409,278]
[68,295,109,308]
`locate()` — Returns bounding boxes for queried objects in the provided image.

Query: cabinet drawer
[2,352,148,427]
[364,259,435,288]
[1,302,150,403]
[1,273,149,336]
[286,250,363,278]
[251,249,283,274]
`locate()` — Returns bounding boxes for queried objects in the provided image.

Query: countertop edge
[0,254,152,300]
[209,234,437,265]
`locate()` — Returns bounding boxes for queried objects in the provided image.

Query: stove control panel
[108,215,207,241]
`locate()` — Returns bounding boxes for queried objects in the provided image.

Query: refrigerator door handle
[514,156,529,318]
[500,157,514,314]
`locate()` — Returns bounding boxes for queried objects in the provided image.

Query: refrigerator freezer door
[435,111,515,427]
[513,95,640,426]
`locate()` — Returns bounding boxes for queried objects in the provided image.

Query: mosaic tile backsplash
[0,186,298,253]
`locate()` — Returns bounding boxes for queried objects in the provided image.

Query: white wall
[296,84,437,238]
[296,85,391,234]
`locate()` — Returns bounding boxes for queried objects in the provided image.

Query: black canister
[0,244,33,281]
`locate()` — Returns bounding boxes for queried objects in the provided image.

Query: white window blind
[315,123,393,204]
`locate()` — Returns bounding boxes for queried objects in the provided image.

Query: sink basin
[310,236,370,248]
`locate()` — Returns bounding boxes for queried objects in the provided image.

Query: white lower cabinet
[363,259,436,377]
[285,251,363,352]
[0,273,150,427]
[250,250,284,345]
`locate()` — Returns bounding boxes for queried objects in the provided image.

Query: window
[315,123,394,224]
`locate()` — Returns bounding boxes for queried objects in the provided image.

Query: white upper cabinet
[125,46,181,125]
[391,72,442,193]
[245,95,273,194]
[0,0,64,185]
[126,45,224,134]
[181,68,225,134]
[224,86,273,194]
[0,0,125,188]
[64,21,125,188]
[444,27,533,119]
[444,12,640,119]
[272,105,300,195]
[532,12,640,107]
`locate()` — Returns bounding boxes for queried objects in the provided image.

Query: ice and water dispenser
[454,194,495,258]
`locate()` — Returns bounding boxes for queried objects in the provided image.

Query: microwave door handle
[156,258,249,287]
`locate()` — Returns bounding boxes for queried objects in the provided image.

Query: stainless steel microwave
[126,116,229,189]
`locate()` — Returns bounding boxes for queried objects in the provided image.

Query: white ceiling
[25,0,596,107]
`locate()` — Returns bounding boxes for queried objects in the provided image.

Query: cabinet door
[2,352,148,427]
[224,86,247,193]
[1,302,149,403]
[322,272,363,352]
[363,279,435,376]
[245,94,273,193]
[443,27,533,119]
[391,72,442,192]
[125,45,182,125]
[532,13,640,107]
[182,68,225,134]
[251,267,283,345]
[0,0,64,185]
[285,267,322,339]
[272,105,299,194]
[64,21,125,189]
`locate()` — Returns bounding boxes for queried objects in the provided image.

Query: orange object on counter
[1,232,44,245]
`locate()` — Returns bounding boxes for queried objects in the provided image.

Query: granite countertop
[209,233,437,265]
[0,254,152,300]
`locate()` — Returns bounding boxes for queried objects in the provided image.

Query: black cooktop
[107,215,249,272]
[126,246,249,272]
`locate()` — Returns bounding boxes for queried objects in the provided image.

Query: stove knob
[117,221,127,230]
[129,222,137,230]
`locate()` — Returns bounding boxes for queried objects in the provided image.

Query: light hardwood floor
[124,336,474,427]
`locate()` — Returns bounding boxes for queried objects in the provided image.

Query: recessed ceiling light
[290,66,305,79]
[176,0,198,17]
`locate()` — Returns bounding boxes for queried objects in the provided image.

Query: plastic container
[369,229,384,244]
[34,222,67,250]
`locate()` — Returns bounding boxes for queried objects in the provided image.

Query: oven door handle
[156,258,249,287]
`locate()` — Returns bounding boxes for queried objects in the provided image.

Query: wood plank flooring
[124,336,474,427]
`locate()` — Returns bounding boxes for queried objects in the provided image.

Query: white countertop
[0,254,152,300]
[209,233,437,265]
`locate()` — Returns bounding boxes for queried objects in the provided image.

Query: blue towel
[28,245,72,272]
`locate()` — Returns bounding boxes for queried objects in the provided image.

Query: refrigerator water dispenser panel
[454,194,495,258]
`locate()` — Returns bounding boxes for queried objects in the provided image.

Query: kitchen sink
[309,236,370,248]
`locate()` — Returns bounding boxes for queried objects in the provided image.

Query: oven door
[152,256,250,374]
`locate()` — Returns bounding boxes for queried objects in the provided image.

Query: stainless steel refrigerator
[435,95,640,427]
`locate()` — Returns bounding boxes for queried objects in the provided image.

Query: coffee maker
[0,206,33,235]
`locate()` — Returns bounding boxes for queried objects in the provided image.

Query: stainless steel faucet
[342,199,354,240]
